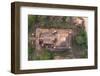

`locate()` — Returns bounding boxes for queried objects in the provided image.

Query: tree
[75,28,87,49]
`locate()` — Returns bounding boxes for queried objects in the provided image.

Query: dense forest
[28,15,88,60]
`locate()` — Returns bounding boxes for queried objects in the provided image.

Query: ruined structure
[35,28,73,51]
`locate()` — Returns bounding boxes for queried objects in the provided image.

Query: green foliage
[75,29,87,49]
[38,49,54,60]
[28,15,36,32]
[28,48,54,60]
[28,15,73,29]
[72,27,88,58]
[28,47,33,54]
[28,47,35,60]
[80,50,88,58]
